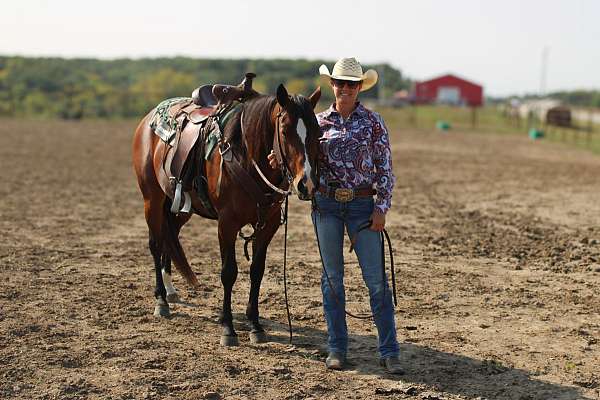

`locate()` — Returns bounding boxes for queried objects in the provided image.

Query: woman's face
[331,78,362,107]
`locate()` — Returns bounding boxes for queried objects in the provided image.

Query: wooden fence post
[409,105,417,128]
[471,106,477,129]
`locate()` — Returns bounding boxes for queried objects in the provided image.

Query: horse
[132,83,321,346]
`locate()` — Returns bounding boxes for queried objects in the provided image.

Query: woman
[270,57,401,373]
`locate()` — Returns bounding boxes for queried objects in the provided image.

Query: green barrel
[436,120,451,131]
[528,128,544,140]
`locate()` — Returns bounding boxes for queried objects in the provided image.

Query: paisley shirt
[316,103,395,214]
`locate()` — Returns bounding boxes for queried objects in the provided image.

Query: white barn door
[436,86,460,105]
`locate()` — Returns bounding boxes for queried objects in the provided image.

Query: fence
[372,104,600,154]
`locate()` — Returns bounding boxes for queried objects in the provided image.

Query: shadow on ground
[255,317,588,400]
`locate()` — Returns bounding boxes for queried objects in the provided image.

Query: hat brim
[319,64,378,92]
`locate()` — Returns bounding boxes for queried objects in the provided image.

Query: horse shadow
[251,316,589,400]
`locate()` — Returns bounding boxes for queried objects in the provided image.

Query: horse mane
[225,94,277,165]
[291,94,320,136]
[223,92,319,166]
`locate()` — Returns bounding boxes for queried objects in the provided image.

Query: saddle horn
[240,72,256,92]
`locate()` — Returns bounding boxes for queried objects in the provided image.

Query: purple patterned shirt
[316,103,395,214]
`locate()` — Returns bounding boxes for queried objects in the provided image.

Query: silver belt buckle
[334,188,354,202]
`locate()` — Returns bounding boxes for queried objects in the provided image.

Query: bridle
[243,104,291,196]
[250,102,316,198]
[270,106,297,192]
[245,99,319,343]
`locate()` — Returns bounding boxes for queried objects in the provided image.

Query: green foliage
[0,56,410,119]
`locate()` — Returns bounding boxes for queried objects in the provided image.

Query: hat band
[330,74,363,81]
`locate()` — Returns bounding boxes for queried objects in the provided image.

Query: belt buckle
[334,188,354,202]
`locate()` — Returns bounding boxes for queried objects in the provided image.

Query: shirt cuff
[374,203,389,214]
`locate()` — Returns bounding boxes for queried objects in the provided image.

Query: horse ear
[276,84,290,108]
[308,87,321,109]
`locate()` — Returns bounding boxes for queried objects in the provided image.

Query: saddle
[152,73,257,216]
[192,72,257,107]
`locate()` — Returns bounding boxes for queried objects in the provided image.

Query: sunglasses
[331,79,361,88]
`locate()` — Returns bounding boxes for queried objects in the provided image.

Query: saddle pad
[204,103,243,160]
[205,128,220,160]
[150,97,191,143]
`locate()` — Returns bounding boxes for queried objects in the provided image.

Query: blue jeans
[311,193,399,358]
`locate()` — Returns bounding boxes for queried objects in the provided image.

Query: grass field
[373,105,600,155]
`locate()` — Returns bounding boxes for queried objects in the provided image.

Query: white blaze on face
[161,269,177,296]
[296,118,311,180]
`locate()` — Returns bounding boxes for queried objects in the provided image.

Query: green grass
[375,105,527,135]
[373,105,600,155]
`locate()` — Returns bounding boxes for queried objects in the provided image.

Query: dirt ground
[1,118,599,400]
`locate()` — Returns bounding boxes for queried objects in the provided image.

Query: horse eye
[297,119,307,141]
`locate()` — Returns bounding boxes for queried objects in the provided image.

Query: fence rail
[371,104,600,154]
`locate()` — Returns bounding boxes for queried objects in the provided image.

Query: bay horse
[132,84,321,345]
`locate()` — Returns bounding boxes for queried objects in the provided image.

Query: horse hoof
[153,304,171,318]
[166,292,181,303]
[249,330,268,344]
[220,335,239,347]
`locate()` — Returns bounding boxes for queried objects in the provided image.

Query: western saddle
[151,73,257,216]
[192,72,256,108]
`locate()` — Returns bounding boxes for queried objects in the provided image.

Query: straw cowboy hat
[319,57,378,92]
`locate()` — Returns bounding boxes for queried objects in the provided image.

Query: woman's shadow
[256,317,589,400]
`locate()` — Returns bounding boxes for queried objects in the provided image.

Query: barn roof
[417,73,483,88]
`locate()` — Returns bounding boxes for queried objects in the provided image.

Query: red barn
[413,74,483,107]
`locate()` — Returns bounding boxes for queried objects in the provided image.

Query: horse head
[274,84,321,200]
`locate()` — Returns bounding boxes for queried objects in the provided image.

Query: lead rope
[313,215,397,320]
[383,228,398,305]
[282,196,293,343]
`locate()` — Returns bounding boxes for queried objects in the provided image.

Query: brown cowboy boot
[325,352,346,370]
[379,356,405,375]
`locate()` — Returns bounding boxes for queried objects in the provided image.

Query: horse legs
[218,219,240,346]
[161,213,191,304]
[161,254,180,303]
[145,197,171,318]
[246,211,281,344]
[145,196,192,317]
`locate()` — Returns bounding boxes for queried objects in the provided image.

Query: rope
[282,196,293,343]
[313,216,397,320]
[251,159,291,195]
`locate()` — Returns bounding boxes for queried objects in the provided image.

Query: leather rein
[253,105,295,195]
[238,102,299,343]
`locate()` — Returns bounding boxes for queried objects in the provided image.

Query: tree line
[0,56,410,119]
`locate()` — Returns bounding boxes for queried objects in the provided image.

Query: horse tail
[162,200,200,288]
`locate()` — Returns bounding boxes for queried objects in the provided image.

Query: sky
[1,0,599,97]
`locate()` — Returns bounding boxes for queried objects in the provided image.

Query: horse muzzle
[296,175,316,201]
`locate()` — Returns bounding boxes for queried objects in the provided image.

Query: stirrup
[171,180,183,213]
[170,181,191,214]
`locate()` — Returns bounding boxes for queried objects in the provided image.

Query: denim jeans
[312,193,399,358]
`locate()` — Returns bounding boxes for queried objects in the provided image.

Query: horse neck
[242,99,278,168]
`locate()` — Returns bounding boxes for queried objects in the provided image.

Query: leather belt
[318,185,376,202]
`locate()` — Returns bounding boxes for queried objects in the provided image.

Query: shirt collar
[322,102,366,120]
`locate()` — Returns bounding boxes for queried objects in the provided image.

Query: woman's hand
[267,150,279,169]
[370,210,386,232]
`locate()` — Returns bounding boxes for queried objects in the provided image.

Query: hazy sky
[2,0,599,96]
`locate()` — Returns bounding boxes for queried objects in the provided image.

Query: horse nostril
[297,179,306,194]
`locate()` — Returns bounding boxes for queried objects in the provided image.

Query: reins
[238,99,398,342]
[313,212,398,320]
[281,196,293,343]
[269,107,295,342]
[235,102,296,342]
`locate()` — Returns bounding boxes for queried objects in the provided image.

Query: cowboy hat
[319,57,378,92]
